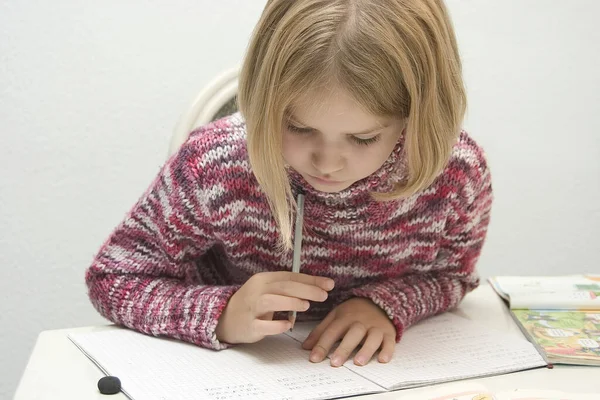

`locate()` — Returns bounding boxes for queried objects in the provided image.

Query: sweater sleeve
[349,151,493,342]
[85,141,238,350]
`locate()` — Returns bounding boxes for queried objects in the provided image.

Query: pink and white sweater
[86,113,493,350]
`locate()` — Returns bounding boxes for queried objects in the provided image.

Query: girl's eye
[287,123,381,146]
[287,124,313,134]
[351,135,381,146]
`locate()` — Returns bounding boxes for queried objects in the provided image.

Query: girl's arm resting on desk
[85,141,236,350]
[348,161,493,343]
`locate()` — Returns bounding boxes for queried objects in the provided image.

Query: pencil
[288,192,305,331]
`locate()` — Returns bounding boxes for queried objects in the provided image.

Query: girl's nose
[311,147,344,175]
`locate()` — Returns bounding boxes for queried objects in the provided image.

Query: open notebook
[69,313,547,400]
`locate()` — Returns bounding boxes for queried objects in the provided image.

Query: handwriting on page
[277,373,363,393]
[203,383,265,399]
[343,313,546,390]
[203,374,373,400]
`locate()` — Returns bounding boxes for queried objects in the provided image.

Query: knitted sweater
[86,112,493,350]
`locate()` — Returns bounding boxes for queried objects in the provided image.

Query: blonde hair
[238,0,466,250]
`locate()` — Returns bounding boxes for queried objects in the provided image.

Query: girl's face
[283,86,405,193]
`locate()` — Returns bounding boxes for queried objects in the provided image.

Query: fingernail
[331,356,342,367]
[310,350,322,362]
[355,356,366,365]
[325,279,335,290]
[303,301,310,310]
[380,354,390,363]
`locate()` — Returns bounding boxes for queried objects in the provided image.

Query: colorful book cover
[512,310,600,366]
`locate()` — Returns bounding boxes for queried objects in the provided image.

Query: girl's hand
[215,271,334,344]
[302,297,396,367]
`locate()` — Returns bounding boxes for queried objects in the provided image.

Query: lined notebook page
[285,322,318,343]
[69,329,384,400]
[342,313,547,390]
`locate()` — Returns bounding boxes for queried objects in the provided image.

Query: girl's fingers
[309,318,348,363]
[302,310,336,350]
[266,280,330,303]
[330,323,369,367]
[378,333,396,363]
[254,294,310,315]
[353,328,384,366]
[252,319,292,337]
[261,271,335,291]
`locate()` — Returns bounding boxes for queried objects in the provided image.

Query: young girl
[86,0,492,368]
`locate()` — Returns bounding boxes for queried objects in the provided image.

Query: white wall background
[1,0,598,398]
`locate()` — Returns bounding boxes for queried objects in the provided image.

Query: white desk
[15,285,599,399]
